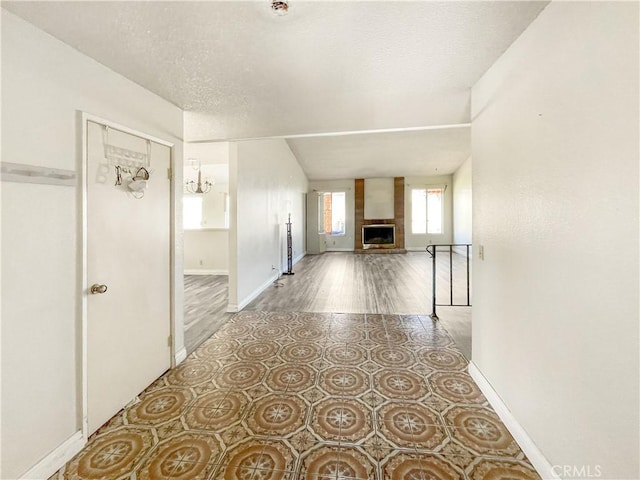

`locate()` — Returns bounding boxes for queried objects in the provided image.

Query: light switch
[478,245,485,261]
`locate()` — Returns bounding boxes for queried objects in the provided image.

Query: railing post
[428,243,472,320]
[430,245,439,321]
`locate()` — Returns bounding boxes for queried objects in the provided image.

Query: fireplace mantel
[354,177,406,254]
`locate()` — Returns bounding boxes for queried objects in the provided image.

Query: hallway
[185,252,472,357]
[51,311,538,480]
[3,2,637,477]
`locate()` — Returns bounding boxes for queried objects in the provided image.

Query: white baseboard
[226,303,238,313]
[226,254,305,314]
[21,430,85,479]
[174,347,187,365]
[468,362,558,480]
[184,269,228,275]
[237,273,279,311]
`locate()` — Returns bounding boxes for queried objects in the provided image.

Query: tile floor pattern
[51,312,540,480]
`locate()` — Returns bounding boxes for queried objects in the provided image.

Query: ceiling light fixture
[185,160,213,194]
[271,0,289,16]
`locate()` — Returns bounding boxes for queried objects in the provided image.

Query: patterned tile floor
[51,312,540,480]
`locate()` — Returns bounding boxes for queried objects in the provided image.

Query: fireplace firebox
[362,224,395,249]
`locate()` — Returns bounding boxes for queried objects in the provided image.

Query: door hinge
[167,335,172,347]
[167,167,172,180]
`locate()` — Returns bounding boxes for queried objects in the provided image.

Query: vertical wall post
[449,245,453,306]
[430,246,439,320]
[466,244,470,306]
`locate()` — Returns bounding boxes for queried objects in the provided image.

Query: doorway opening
[182,143,233,354]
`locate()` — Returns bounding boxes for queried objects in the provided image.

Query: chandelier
[185,160,213,194]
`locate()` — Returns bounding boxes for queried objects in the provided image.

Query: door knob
[90,284,108,294]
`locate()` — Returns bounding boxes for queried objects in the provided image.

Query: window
[183,195,203,229]
[411,187,444,234]
[318,192,346,235]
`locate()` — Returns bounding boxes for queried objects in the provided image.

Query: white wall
[183,141,230,167]
[404,175,454,249]
[183,141,230,274]
[308,179,355,251]
[184,230,229,274]
[364,178,394,220]
[452,157,472,245]
[201,189,228,229]
[1,10,184,479]
[471,2,638,478]
[228,139,308,311]
[183,183,229,274]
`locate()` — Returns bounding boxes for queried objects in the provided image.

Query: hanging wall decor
[102,125,152,199]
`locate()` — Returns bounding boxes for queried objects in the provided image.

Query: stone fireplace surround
[354,177,406,254]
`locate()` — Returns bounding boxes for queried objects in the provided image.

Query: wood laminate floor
[184,275,233,355]
[184,252,471,357]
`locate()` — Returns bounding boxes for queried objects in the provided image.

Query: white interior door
[86,120,171,434]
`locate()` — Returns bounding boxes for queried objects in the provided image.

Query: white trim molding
[184,269,229,276]
[21,431,85,479]
[237,273,279,311]
[190,122,471,143]
[468,362,559,480]
[292,252,306,265]
[174,347,187,365]
[227,254,305,313]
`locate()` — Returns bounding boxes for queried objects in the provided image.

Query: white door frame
[80,112,177,440]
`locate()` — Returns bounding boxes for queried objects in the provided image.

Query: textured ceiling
[3,1,547,179]
[288,127,470,180]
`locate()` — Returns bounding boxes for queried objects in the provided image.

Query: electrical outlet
[199,259,203,266]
